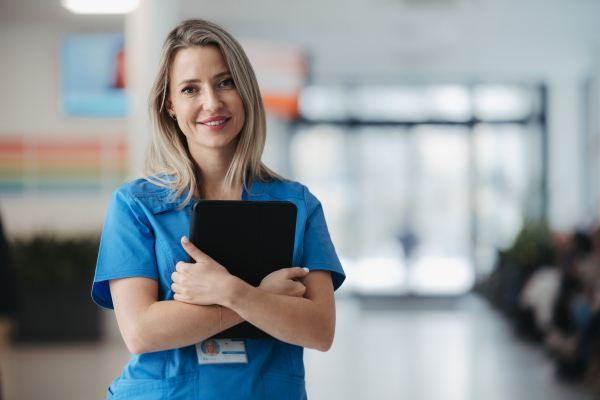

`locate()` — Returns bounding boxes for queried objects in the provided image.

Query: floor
[0,294,596,400]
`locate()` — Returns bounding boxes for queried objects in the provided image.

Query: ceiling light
[61,0,140,14]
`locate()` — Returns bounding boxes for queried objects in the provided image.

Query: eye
[219,78,235,88]
[181,86,197,94]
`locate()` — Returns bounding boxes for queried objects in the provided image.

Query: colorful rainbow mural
[0,135,128,192]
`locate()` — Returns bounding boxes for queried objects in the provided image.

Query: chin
[190,132,239,150]
[204,138,237,149]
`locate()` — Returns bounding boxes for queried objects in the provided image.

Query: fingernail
[302,267,309,273]
[182,236,190,244]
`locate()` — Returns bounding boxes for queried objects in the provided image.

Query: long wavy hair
[144,19,286,205]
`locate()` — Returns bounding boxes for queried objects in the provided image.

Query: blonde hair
[145,19,286,205]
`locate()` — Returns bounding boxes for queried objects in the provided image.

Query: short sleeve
[301,187,346,291]
[91,188,159,310]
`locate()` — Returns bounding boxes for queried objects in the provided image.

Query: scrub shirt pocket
[262,371,307,400]
[165,372,199,400]
[114,378,164,400]
[112,373,199,400]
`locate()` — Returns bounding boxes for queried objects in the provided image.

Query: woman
[203,340,219,357]
[92,19,345,400]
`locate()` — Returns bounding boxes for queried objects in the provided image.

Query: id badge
[196,338,248,365]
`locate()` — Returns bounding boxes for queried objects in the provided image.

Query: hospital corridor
[2,0,600,399]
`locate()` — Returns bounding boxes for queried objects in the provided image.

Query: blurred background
[1,0,600,399]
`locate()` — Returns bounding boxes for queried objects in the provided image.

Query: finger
[292,281,306,291]
[171,271,181,284]
[171,282,183,294]
[173,293,188,303]
[181,236,209,263]
[176,261,189,273]
[285,267,310,280]
[294,282,307,296]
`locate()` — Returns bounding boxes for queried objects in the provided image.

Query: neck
[188,138,242,200]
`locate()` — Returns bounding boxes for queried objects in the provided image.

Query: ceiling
[0,0,123,31]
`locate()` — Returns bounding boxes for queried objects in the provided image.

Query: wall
[1,0,600,237]
[0,2,126,237]
[175,0,600,232]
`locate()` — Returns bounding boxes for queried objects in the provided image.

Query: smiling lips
[205,119,227,126]
[198,115,231,131]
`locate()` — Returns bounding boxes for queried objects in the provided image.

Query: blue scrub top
[92,176,345,400]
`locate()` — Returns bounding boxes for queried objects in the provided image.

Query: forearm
[224,280,335,351]
[167,242,336,351]
[122,301,243,354]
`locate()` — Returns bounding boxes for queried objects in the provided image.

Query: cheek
[239,105,246,125]
[234,103,246,131]
[176,101,196,120]
[174,103,199,136]
[228,92,245,124]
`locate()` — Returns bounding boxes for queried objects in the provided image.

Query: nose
[202,87,223,112]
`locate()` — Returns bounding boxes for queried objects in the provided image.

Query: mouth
[197,117,231,130]
[202,118,229,126]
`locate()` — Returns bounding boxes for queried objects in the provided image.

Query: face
[205,341,216,354]
[167,45,245,155]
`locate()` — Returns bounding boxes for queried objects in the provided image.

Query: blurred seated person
[0,213,19,400]
[547,231,597,380]
[553,232,591,336]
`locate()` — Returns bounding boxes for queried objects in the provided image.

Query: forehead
[170,45,228,80]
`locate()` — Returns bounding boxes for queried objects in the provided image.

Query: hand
[171,237,236,306]
[258,267,309,298]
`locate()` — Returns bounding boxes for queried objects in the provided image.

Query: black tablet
[187,200,297,339]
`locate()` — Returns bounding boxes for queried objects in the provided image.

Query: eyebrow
[178,71,232,86]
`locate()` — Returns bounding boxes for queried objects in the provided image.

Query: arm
[109,278,243,355]
[172,238,336,352]
[226,269,335,352]
[110,262,308,355]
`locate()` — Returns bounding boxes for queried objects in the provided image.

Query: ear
[165,97,175,115]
